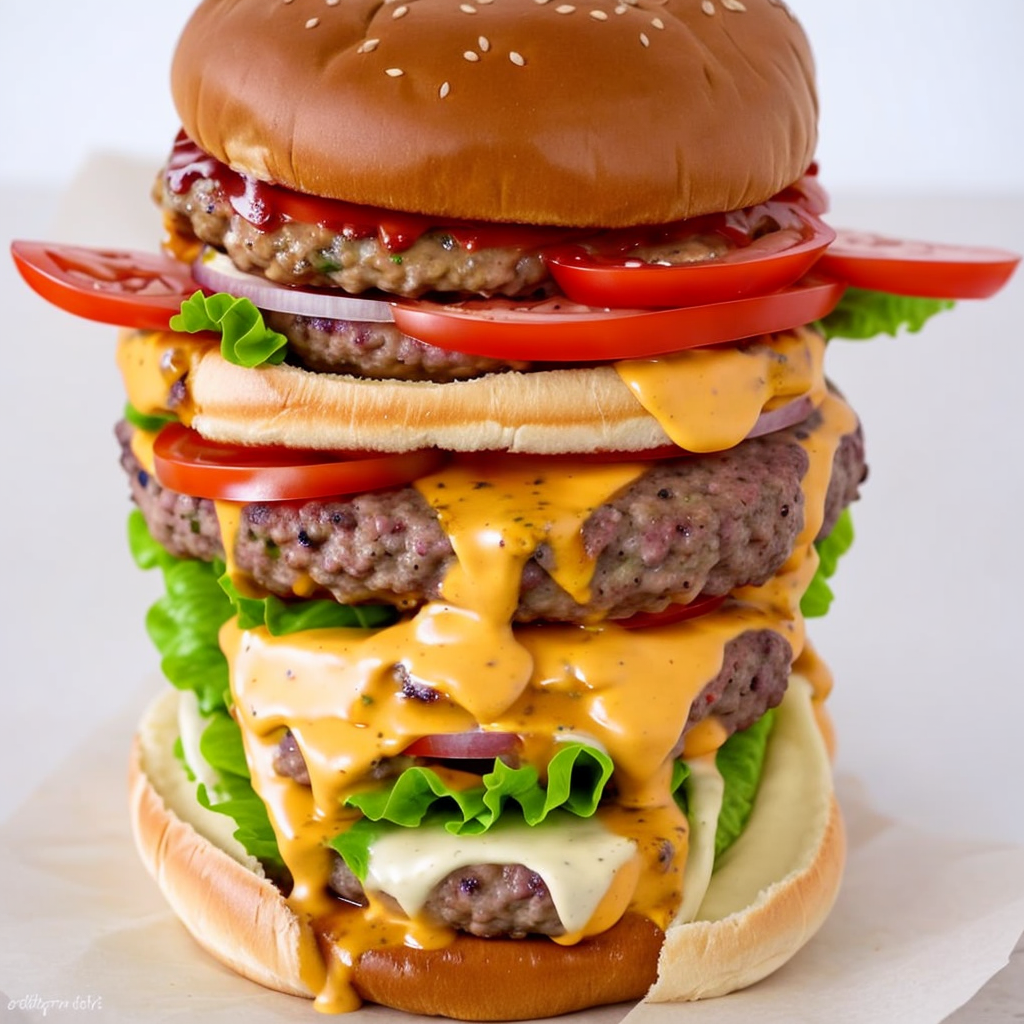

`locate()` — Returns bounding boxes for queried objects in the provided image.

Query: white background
[2,0,1023,194]
[1,0,1023,848]
[0,2,1022,1019]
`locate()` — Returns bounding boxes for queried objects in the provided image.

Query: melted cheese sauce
[616,328,826,451]
[210,389,855,1011]
[116,328,211,423]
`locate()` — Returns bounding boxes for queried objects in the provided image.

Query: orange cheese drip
[115,328,212,424]
[217,389,857,1012]
[615,327,826,452]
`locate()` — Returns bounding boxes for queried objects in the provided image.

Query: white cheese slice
[673,754,725,925]
[364,814,636,933]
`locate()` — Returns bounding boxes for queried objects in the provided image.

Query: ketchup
[165,130,582,254]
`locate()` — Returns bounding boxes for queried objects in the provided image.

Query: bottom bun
[129,678,843,1019]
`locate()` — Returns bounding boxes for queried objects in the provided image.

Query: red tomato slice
[403,731,522,759]
[10,240,196,331]
[544,201,835,309]
[613,593,726,630]
[152,424,447,501]
[777,167,830,216]
[391,276,844,362]
[818,230,1020,299]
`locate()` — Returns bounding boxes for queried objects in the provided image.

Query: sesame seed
[439,81,451,98]
[392,4,409,17]
[478,35,491,51]
[460,3,477,12]
[358,38,380,52]
[326,0,340,6]
[509,51,526,65]
[477,0,494,5]
[639,31,650,46]
[615,4,627,12]
[555,3,575,12]
[305,16,320,27]
[651,16,664,29]
[701,0,715,14]
[534,0,551,5]
[385,68,404,77]
[722,0,746,8]
[463,50,480,61]
[590,8,608,19]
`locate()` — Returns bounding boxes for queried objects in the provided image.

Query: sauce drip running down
[212,391,855,1011]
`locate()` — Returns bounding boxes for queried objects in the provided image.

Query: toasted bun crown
[170,0,817,226]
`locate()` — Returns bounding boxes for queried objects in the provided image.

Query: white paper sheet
[1,693,1021,1023]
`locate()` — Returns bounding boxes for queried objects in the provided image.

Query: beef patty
[118,408,864,624]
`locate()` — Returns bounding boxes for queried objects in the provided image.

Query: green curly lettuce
[128,509,233,715]
[801,507,855,619]
[170,289,288,367]
[129,511,283,869]
[123,401,177,433]
[330,743,615,881]
[818,287,954,341]
[219,575,398,635]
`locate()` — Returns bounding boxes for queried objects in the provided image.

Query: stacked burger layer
[13,0,1017,1018]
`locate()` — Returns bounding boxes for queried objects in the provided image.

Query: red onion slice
[191,247,395,322]
[745,393,816,439]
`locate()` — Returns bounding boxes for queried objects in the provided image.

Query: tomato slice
[817,230,1020,299]
[391,276,844,362]
[10,240,195,331]
[403,731,522,759]
[613,593,726,630]
[544,201,835,309]
[152,424,447,501]
[777,167,830,216]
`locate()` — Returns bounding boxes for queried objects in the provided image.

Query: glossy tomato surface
[817,230,1020,299]
[391,276,845,362]
[152,424,446,501]
[11,240,196,331]
[613,593,727,630]
[544,202,835,309]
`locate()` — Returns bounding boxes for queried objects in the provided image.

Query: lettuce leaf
[331,743,614,881]
[195,712,287,868]
[219,575,398,635]
[130,512,279,867]
[673,708,776,862]
[801,507,855,619]
[709,709,774,859]
[128,510,233,715]
[818,287,953,341]
[123,401,177,433]
[170,289,288,367]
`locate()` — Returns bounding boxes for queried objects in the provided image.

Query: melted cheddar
[616,328,826,451]
[115,328,211,423]
[211,389,855,1011]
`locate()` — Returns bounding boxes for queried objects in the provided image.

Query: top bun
[170,0,817,227]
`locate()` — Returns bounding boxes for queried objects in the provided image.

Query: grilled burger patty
[118,410,864,624]
[267,311,530,382]
[161,177,553,299]
[160,162,730,301]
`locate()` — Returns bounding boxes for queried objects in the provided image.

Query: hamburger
[9,0,1018,1018]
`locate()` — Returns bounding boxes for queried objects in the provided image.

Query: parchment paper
[1,688,1021,1023]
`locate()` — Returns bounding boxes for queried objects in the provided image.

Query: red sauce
[165,131,583,254]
